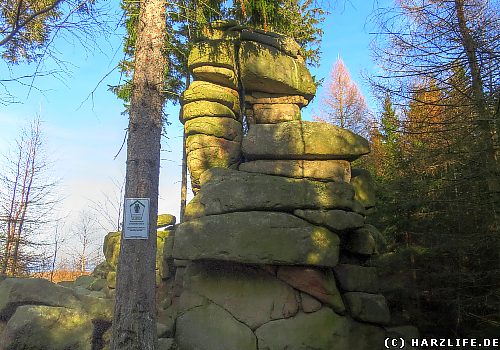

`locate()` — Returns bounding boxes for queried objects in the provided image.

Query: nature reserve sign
[123,198,150,239]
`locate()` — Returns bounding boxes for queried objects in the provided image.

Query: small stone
[157,214,176,227]
[344,292,391,325]
[344,226,377,256]
[300,292,322,313]
[276,266,345,314]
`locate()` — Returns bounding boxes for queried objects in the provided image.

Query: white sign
[123,198,150,240]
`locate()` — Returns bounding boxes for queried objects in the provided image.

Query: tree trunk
[111,0,166,348]
[455,0,500,231]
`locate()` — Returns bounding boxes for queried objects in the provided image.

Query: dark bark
[111,0,166,348]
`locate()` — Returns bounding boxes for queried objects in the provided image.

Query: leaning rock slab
[242,121,370,161]
[175,303,256,350]
[239,41,316,100]
[184,168,361,220]
[184,262,298,329]
[276,266,345,314]
[294,209,365,232]
[239,159,351,182]
[173,211,340,267]
[344,292,391,325]
[0,305,94,350]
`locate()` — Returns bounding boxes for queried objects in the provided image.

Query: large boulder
[0,278,80,320]
[239,41,316,100]
[293,209,365,232]
[245,92,308,107]
[185,117,242,142]
[188,40,236,70]
[0,305,95,350]
[343,225,377,256]
[183,262,298,329]
[181,81,240,114]
[241,29,302,58]
[184,168,363,220]
[175,303,257,350]
[173,211,340,267]
[239,159,352,182]
[242,121,370,161]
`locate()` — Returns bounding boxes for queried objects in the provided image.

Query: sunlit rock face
[165,20,415,350]
[0,21,414,350]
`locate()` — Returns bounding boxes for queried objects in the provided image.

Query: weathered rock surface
[192,66,238,89]
[181,101,237,122]
[255,308,385,350]
[242,121,370,161]
[182,81,240,113]
[0,278,80,320]
[255,309,344,350]
[173,211,340,267]
[276,266,345,314]
[186,135,241,189]
[294,209,365,232]
[157,214,176,227]
[183,262,298,329]
[245,92,308,107]
[239,41,316,99]
[103,231,121,269]
[184,168,362,220]
[351,168,376,208]
[175,303,257,350]
[239,159,352,182]
[344,292,391,325]
[0,305,95,350]
[300,292,322,313]
[185,117,242,142]
[251,103,301,124]
[333,264,379,293]
[241,29,302,58]
[188,40,236,70]
[344,225,377,256]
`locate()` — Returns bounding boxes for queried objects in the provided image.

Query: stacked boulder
[168,22,416,350]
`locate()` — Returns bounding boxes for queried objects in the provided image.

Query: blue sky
[0,0,383,251]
